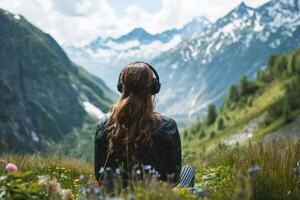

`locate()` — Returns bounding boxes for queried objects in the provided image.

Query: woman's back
[94,113,181,183]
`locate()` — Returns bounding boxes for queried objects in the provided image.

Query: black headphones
[117,62,161,95]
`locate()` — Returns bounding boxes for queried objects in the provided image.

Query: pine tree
[217,117,225,130]
[210,131,216,139]
[228,84,240,103]
[240,75,249,95]
[283,96,293,123]
[199,130,206,139]
[277,56,288,75]
[206,104,217,126]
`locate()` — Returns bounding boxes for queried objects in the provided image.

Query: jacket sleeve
[94,117,108,182]
[166,119,182,183]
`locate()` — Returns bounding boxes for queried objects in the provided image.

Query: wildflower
[60,173,67,179]
[102,167,114,192]
[91,188,101,195]
[149,169,157,176]
[247,165,260,182]
[38,175,48,185]
[79,174,85,181]
[153,171,160,178]
[74,179,80,184]
[99,167,105,174]
[115,168,121,175]
[144,165,152,174]
[135,169,141,176]
[190,188,209,198]
[61,189,74,200]
[5,163,18,172]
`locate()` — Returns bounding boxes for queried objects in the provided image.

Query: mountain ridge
[151,0,300,123]
[63,16,212,90]
[0,9,116,151]
[63,0,300,127]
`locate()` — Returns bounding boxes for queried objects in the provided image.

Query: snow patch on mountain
[31,131,39,142]
[83,101,104,120]
[14,14,21,20]
[270,39,281,48]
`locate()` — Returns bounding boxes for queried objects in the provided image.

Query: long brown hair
[107,61,161,155]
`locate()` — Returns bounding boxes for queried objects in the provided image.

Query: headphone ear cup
[151,78,161,95]
[117,81,122,93]
[117,71,123,93]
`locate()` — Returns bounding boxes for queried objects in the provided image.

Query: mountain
[63,17,211,91]
[152,0,300,122]
[0,9,116,152]
[185,46,300,148]
[63,0,300,127]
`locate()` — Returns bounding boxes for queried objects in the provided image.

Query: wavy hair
[107,61,162,155]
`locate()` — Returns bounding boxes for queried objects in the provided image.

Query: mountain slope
[63,0,300,127]
[152,0,300,121]
[0,9,116,151]
[63,17,211,90]
[184,46,300,148]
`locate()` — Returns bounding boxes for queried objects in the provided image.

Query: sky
[0,0,269,45]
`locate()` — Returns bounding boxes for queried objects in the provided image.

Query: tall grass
[183,139,300,199]
[0,153,93,176]
[1,139,300,199]
[236,140,300,200]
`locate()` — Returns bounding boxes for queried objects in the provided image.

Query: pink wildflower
[5,163,18,172]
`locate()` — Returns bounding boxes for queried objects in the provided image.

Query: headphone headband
[117,61,161,95]
[144,62,160,82]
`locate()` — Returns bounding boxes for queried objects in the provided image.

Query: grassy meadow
[2,139,300,199]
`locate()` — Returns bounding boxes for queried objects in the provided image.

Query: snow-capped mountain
[63,17,211,91]
[64,0,300,126]
[153,0,300,122]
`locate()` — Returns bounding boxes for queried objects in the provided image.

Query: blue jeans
[179,165,195,188]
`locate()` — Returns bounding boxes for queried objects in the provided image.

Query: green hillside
[183,47,300,149]
[0,9,116,152]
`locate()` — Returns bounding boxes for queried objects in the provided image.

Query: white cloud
[0,0,269,45]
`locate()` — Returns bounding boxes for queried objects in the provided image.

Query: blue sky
[0,0,269,45]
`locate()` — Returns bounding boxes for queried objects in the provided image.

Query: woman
[94,61,194,187]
